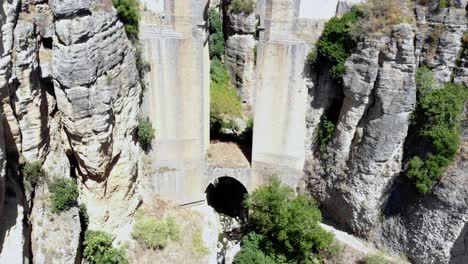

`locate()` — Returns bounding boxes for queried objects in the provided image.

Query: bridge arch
[205,176,248,218]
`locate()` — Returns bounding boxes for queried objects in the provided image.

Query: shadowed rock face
[0,0,141,262]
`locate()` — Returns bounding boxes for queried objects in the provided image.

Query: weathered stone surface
[225,34,255,105]
[376,124,468,264]
[226,9,256,34]
[423,8,467,84]
[309,24,417,235]
[0,105,5,214]
[50,0,92,17]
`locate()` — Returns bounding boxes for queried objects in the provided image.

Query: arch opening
[205,177,248,218]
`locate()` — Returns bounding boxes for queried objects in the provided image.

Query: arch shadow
[205,176,248,219]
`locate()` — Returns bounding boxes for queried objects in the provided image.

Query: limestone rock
[377,124,468,264]
[309,24,417,235]
[226,9,256,34]
[225,34,256,105]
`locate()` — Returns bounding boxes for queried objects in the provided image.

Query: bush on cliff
[21,160,46,192]
[407,68,467,193]
[113,0,140,40]
[235,178,334,264]
[49,178,79,213]
[231,0,255,14]
[84,230,128,264]
[310,7,361,81]
[132,217,181,249]
[137,117,155,150]
[208,8,225,59]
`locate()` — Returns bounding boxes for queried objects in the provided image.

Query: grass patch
[210,58,243,131]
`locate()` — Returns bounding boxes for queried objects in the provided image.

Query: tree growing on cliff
[235,178,334,264]
[21,160,46,192]
[231,0,255,14]
[113,0,140,40]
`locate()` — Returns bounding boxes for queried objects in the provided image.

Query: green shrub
[84,230,128,264]
[438,0,449,9]
[407,68,467,193]
[317,114,336,154]
[132,217,180,249]
[210,59,243,130]
[208,8,225,59]
[112,0,140,40]
[137,117,155,149]
[49,178,79,213]
[21,161,46,192]
[242,178,334,264]
[234,233,286,264]
[231,0,255,14]
[313,7,361,81]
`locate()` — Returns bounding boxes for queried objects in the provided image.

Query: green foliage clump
[438,0,449,9]
[238,178,334,264]
[210,58,243,130]
[234,233,286,264]
[208,8,225,59]
[317,115,336,154]
[21,160,46,191]
[84,230,128,264]
[112,0,140,40]
[312,8,361,81]
[132,217,180,249]
[407,67,467,193]
[231,0,255,14]
[137,117,155,150]
[49,178,79,214]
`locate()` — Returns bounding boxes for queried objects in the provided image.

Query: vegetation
[317,114,336,154]
[407,67,467,193]
[132,217,181,249]
[208,8,225,59]
[49,178,79,213]
[79,203,90,228]
[235,178,334,264]
[137,117,155,150]
[310,0,414,81]
[112,0,140,40]
[355,0,415,36]
[192,232,210,259]
[311,7,361,80]
[363,253,390,264]
[210,58,243,131]
[84,230,128,264]
[231,0,255,14]
[21,160,46,192]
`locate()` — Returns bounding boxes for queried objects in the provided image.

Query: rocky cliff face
[0,0,141,262]
[305,2,467,263]
[224,7,256,106]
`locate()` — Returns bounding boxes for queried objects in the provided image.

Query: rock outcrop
[308,24,417,235]
[225,7,256,106]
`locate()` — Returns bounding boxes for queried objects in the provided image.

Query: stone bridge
[139,0,358,205]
